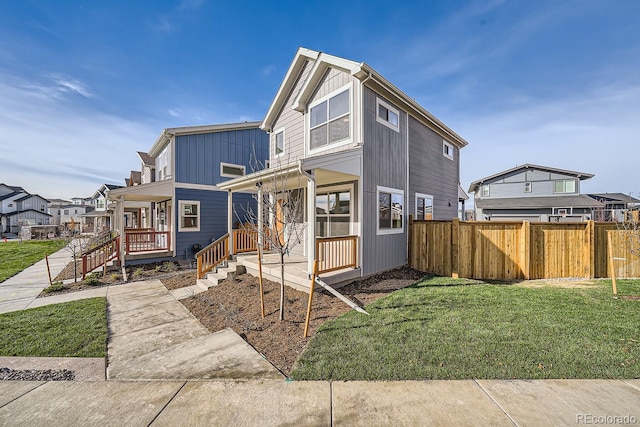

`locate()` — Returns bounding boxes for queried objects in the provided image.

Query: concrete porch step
[198,260,247,288]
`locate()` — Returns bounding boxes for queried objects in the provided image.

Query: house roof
[137,151,155,167]
[124,178,131,186]
[588,193,640,204]
[91,183,125,200]
[5,209,52,217]
[458,184,469,201]
[15,194,50,203]
[130,171,142,185]
[0,191,23,201]
[0,184,25,192]
[148,121,262,157]
[468,164,595,194]
[261,47,469,149]
[476,195,605,210]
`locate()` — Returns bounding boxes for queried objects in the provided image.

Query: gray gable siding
[361,87,408,276]
[270,59,313,164]
[17,195,48,213]
[175,128,269,185]
[482,170,581,199]
[173,188,257,259]
[408,116,459,220]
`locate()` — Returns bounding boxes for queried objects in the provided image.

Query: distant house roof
[0,191,22,201]
[0,184,25,192]
[91,183,125,200]
[5,209,52,218]
[458,184,469,201]
[476,195,605,210]
[48,199,71,205]
[587,193,640,204]
[15,194,50,203]
[130,171,142,185]
[124,178,131,186]
[468,164,594,194]
[137,151,155,167]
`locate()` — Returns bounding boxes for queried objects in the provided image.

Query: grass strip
[0,298,107,358]
[0,240,68,283]
[292,277,640,380]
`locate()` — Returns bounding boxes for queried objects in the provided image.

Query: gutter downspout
[298,161,316,277]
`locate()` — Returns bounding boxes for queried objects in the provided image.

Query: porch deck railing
[232,228,271,254]
[125,229,170,254]
[315,235,358,274]
[82,234,120,279]
[196,233,229,279]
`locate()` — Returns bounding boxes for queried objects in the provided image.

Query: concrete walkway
[0,379,638,426]
[0,243,74,314]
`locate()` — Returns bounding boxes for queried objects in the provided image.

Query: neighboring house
[108,122,269,264]
[468,164,605,222]
[220,47,468,279]
[48,199,71,226]
[0,184,51,234]
[587,193,640,222]
[82,183,124,233]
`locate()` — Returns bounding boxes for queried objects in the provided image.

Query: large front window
[378,186,404,234]
[179,200,200,232]
[309,87,350,150]
[316,190,351,237]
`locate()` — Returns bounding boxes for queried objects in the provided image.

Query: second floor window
[309,87,350,150]
[274,130,284,156]
[554,179,576,194]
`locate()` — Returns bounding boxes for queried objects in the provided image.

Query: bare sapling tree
[63,225,90,282]
[234,154,306,321]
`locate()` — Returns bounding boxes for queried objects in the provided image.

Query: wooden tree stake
[303,260,319,338]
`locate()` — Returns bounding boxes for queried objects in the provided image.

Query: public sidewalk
[0,379,638,426]
[0,242,75,314]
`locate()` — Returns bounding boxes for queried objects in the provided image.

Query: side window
[376,97,400,132]
[415,193,434,220]
[482,185,490,197]
[178,201,200,232]
[443,140,454,160]
[274,129,284,157]
[377,186,404,235]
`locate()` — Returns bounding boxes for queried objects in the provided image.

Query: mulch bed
[181,266,427,376]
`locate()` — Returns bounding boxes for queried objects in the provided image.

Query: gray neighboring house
[468,164,604,222]
[0,184,51,234]
[587,193,640,222]
[220,47,468,277]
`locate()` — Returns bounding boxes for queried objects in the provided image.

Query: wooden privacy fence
[409,219,640,280]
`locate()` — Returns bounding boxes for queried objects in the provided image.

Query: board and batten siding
[174,188,257,259]
[174,128,269,186]
[482,170,582,200]
[408,116,459,220]
[270,59,313,164]
[361,87,408,276]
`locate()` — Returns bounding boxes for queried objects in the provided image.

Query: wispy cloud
[168,108,182,117]
[261,64,276,77]
[177,0,205,11]
[17,74,92,102]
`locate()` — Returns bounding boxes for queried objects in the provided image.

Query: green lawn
[0,298,108,358]
[0,239,68,283]
[292,277,640,380]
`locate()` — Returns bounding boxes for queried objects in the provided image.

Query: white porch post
[227,190,234,255]
[257,185,263,250]
[306,171,316,276]
[118,196,126,267]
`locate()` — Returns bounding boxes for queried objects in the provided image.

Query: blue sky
[1,0,639,201]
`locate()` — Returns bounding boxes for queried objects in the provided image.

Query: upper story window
[274,129,284,157]
[524,182,532,193]
[96,199,105,209]
[64,209,69,215]
[376,98,399,132]
[443,140,454,160]
[482,185,490,197]
[309,86,350,151]
[554,179,576,194]
[377,186,404,235]
[220,162,246,178]
[157,145,172,181]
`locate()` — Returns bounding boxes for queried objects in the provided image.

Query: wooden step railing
[232,228,271,253]
[316,235,358,274]
[82,234,120,279]
[196,233,229,279]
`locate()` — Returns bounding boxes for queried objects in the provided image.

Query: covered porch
[108,181,174,263]
[201,148,363,289]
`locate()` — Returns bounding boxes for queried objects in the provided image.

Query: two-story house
[108,121,269,265]
[219,48,468,281]
[81,183,124,234]
[468,164,605,222]
[0,184,51,234]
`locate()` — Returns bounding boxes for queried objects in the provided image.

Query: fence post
[451,218,459,278]
[408,215,413,269]
[521,221,530,280]
[586,220,595,279]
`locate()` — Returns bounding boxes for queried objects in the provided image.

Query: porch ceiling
[108,181,173,202]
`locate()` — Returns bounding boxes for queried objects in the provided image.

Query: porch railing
[315,235,358,274]
[82,234,120,279]
[125,229,170,254]
[196,233,229,279]
[232,228,271,254]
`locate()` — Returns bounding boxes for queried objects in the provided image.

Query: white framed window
[482,185,490,197]
[309,85,351,152]
[552,207,573,216]
[178,200,200,232]
[377,186,404,235]
[220,162,246,178]
[96,199,105,209]
[157,145,172,181]
[554,179,576,194]
[524,182,532,193]
[415,193,434,220]
[274,128,284,157]
[443,140,454,160]
[376,97,399,132]
[315,186,352,237]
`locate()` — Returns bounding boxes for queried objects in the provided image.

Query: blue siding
[174,188,258,259]
[175,128,269,185]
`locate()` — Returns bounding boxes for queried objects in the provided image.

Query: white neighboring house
[0,183,51,235]
[81,184,124,234]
